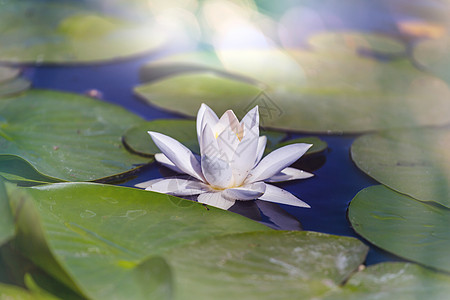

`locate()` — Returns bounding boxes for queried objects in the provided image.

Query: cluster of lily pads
[1,0,450,299]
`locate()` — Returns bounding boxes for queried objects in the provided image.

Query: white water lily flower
[135,104,314,210]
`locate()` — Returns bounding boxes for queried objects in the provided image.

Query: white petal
[155,153,183,173]
[254,136,267,166]
[231,125,260,185]
[258,184,310,208]
[246,143,312,183]
[135,178,210,196]
[197,103,219,141]
[148,131,205,182]
[200,125,233,188]
[216,126,239,162]
[265,167,314,182]
[240,105,259,130]
[222,182,266,200]
[201,155,233,189]
[199,123,219,157]
[214,110,241,137]
[197,192,236,210]
[200,124,229,162]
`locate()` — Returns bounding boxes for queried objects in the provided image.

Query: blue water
[23,53,402,265]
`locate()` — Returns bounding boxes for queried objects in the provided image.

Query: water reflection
[227,194,305,230]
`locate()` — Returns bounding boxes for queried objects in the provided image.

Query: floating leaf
[135,51,450,133]
[0,282,57,300]
[139,49,303,86]
[348,185,450,272]
[0,78,31,98]
[0,155,61,185]
[139,52,226,83]
[123,119,286,157]
[0,242,31,286]
[325,262,450,300]
[307,31,406,55]
[351,127,450,207]
[163,231,368,300]
[0,180,14,246]
[123,119,200,156]
[0,90,151,182]
[135,72,262,118]
[24,272,85,300]
[262,131,289,153]
[413,36,450,83]
[9,182,269,299]
[0,241,82,300]
[0,66,20,83]
[0,1,166,64]
[267,136,327,155]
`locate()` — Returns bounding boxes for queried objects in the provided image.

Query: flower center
[213,128,244,141]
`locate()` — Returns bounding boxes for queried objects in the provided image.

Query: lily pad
[351,127,450,207]
[0,78,31,98]
[0,155,61,185]
[0,66,20,83]
[348,185,450,272]
[139,52,228,83]
[268,136,327,155]
[0,282,57,300]
[163,231,369,300]
[413,36,450,83]
[326,262,450,300]
[0,180,14,246]
[0,1,166,64]
[123,119,287,157]
[0,90,151,182]
[307,31,406,55]
[0,241,82,300]
[123,119,200,156]
[135,51,450,133]
[139,49,304,86]
[9,182,270,299]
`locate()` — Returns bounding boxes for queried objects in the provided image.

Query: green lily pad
[135,73,262,118]
[135,51,450,133]
[0,78,31,98]
[0,66,20,83]
[267,136,328,155]
[0,180,14,246]
[124,119,200,156]
[139,52,227,83]
[123,119,287,157]
[139,49,304,86]
[0,155,61,185]
[413,36,450,83]
[348,185,450,273]
[351,127,450,207]
[0,241,82,300]
[163,231,368,300]
[326,262,450,300]
[0,90,151,182]
[0,1,165,64]
[307,31,406,55]
[9,182,270,299]
[0,282,58,300]
[263,131,289,153]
